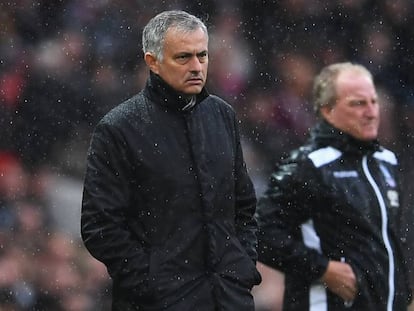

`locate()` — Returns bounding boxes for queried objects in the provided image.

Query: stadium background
[1,1,414,310]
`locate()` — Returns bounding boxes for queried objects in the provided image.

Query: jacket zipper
[362,155,395,311]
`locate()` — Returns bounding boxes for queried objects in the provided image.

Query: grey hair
[142,10,208,62]
[312,62,373,115]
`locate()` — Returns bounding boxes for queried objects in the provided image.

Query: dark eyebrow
[197,50,208,56]
[174,52,191,59]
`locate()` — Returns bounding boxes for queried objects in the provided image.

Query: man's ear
[320,105,334,122]
[144,52,159,74]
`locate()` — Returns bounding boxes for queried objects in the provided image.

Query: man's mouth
[187,78,203,84]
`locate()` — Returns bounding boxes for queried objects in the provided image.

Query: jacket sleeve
[81,122,149,295]
[256,158,329,283]
[233,117,259,263]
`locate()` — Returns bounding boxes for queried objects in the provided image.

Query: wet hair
[312,62,373,115]
[142,10,208,62]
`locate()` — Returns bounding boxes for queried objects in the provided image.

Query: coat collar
[310,119,381,154]
[143,71,209,111]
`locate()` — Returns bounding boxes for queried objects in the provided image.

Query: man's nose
[189,56,203,72]
[365,102,378,117]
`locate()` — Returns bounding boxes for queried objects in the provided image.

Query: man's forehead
[164,30,208,52]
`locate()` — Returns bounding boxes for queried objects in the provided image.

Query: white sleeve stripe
[308,146,342,168]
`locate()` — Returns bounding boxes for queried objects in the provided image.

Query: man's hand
[321,260,357,302]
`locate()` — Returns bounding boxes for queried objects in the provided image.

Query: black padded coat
[256,120,412,311]
[81,73,261,311]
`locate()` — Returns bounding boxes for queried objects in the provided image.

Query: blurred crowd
[1,0,414,310]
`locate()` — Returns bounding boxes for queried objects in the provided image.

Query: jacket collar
[143,71,209,111]
[310,119,381,154]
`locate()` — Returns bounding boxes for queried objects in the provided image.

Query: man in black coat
[81,10,261,311]
[256,62,412,310]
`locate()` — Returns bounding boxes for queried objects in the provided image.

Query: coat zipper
[362,155,395,311]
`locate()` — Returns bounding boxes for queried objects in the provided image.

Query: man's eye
[176,55,190,63]
[350,100,363,106]
[197,52,208,62]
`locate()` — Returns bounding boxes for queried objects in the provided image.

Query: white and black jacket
[256,120,412,311]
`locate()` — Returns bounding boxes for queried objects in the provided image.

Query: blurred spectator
[208,10,254,99]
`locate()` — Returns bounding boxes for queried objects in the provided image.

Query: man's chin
[359,132,378,141]
[182,86,203,95]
